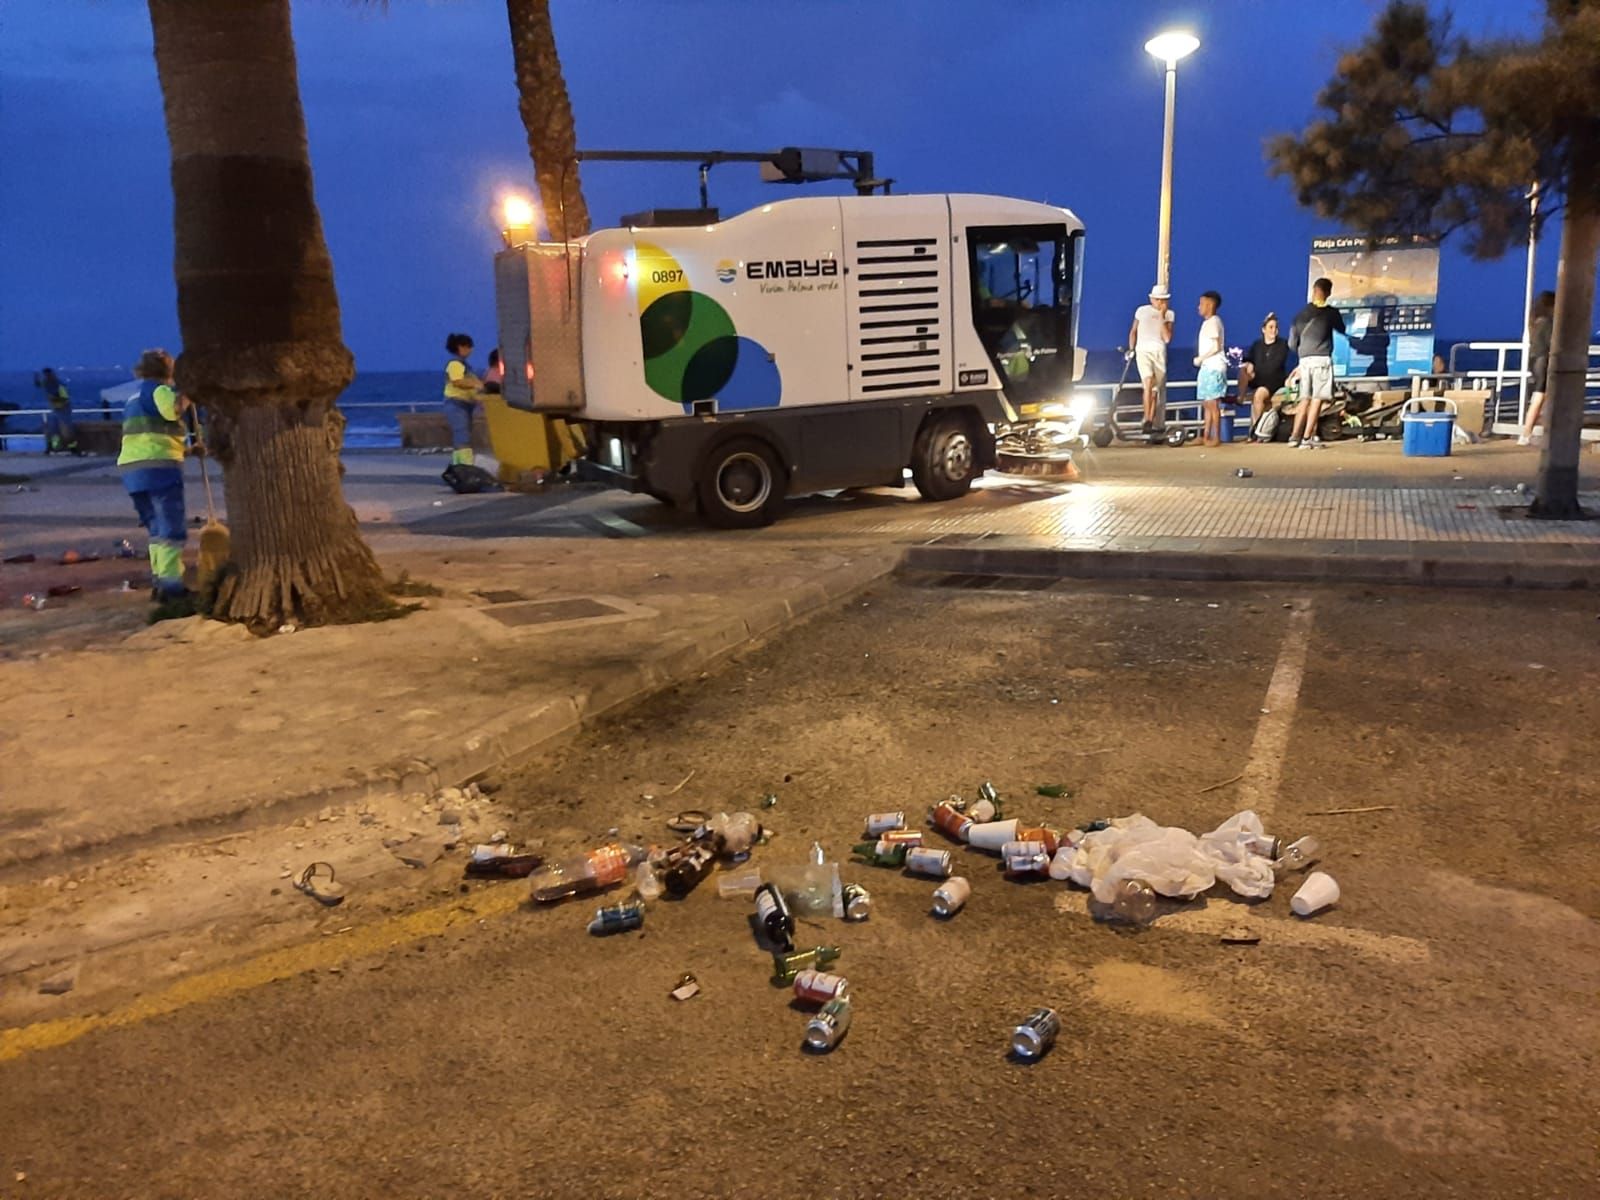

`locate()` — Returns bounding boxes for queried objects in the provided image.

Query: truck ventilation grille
[850,237,944,394]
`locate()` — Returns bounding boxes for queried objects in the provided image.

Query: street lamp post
[1144,31,1200,292]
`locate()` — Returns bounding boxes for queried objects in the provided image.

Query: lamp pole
[1144,31,1199,292]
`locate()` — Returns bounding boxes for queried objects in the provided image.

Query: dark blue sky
[0,0,1554,372]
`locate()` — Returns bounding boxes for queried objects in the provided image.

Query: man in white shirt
[1194,290,1227,446]
[1128,285,1174,432]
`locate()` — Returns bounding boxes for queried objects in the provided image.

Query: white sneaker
[1296,440,1313,450]
[1308,437,1324,449]
[1287,437,1301,448]
[1517,435,1531,446]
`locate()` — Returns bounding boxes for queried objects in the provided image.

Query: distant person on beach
[1194,291,1226,447]
[483,348,504,395]
[1519,290,1555,445]
[118,349,195,603]
[36,367,81,455]
[1128,285,1174,431]
[442,332,484,466]
[1287,277,1345,449]
[1238,313,1290,437]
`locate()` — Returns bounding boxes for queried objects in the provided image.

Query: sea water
[0,369,438,453]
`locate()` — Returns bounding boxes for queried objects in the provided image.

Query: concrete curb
[0,552,896,878]
[899,542,1599,591]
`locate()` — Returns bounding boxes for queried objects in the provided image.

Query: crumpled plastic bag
[1068,811,1277,904]
[1196,809,1277,899]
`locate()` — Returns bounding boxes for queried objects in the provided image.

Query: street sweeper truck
[494,191,1084,527]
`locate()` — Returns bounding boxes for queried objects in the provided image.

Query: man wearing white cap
[1128,286,1175,432]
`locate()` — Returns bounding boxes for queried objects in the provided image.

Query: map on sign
[1308,235,1440,378]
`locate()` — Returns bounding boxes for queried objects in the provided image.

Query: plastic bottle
[1273,836,1322,874]
[808,840,826,866]
[1110,879,1157,925]
[635,860,664,901]
[528,843,638,903]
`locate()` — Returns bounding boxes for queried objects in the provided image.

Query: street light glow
[502,194,536,231]
[1145,30,1200,64]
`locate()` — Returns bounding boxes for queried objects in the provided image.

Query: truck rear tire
[911,412,979,502]
[697,437,784,528]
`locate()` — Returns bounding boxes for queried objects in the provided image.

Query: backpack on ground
[1253,408,1281,442]
[441,463,502,494]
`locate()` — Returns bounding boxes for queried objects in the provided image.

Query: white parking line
[1237,598,1315,823]
[1052,891,1428,965]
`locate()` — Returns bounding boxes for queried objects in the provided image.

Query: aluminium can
[804,997,852,1052]
[587,900,644,935]
[904,846,953,878]
[842,883,871,921]
[793,968,850,1004]
[1010,1007,1061,1060]
[864,811,906,835]
[931,875,971,917]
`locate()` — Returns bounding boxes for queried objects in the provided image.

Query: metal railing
[1446,340,1600,437]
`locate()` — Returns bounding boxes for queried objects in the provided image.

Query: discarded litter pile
[511,784,1341,1058]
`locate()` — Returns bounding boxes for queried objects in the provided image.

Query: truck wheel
[697,437,784,528]
[911,413,979,502]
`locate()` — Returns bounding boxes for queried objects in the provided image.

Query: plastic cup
[1290,871,1339,917]
[967,818,1020,852]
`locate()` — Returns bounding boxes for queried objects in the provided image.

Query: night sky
[0,0,1555,373]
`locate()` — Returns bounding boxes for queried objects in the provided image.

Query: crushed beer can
[1010,1007,1061,1061]
[804,997,852,1052]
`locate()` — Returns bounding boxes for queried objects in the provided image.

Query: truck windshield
[968,224,1078,407]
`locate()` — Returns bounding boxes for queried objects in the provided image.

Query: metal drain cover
[484,597,625,627]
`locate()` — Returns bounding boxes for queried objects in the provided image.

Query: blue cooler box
[1402,399,1456,457]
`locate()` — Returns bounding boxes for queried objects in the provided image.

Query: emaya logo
[715,260,738,284]
[745,258,839,280]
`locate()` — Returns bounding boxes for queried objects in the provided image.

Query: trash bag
[441,463,502,494]
[1068,814,1217,904]
[1066,811,1279,905]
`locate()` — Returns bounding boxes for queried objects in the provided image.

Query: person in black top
[1238,313,1290,438]
[1519,290,1555,444]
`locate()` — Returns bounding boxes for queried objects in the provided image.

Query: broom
[192,414,230,594]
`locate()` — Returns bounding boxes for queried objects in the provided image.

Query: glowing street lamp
[500,193,539,247]
[1144,30,1200,291]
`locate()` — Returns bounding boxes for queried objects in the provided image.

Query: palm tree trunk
[1533,173,1600,519]
[506,0,590,241]
[148,0,390,628]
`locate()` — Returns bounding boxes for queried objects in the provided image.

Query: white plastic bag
[1197,810,1277,899]
[1070,814,1217,904]
[1066,811,1278,904]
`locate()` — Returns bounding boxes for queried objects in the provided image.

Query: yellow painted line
[1052,890,1429,965]
[0,885,528,1064]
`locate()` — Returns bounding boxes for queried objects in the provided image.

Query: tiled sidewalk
[835,485,1600,550]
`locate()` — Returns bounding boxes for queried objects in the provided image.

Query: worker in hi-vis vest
[442,332,485,467]
[118,348,196,601]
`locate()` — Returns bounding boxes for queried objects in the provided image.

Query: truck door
[965,224,1080,409]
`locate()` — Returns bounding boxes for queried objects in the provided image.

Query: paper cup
[967,818,1020,852]
[1290,871,1339,917]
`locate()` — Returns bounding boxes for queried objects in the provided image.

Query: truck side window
[967,225,1075,406]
